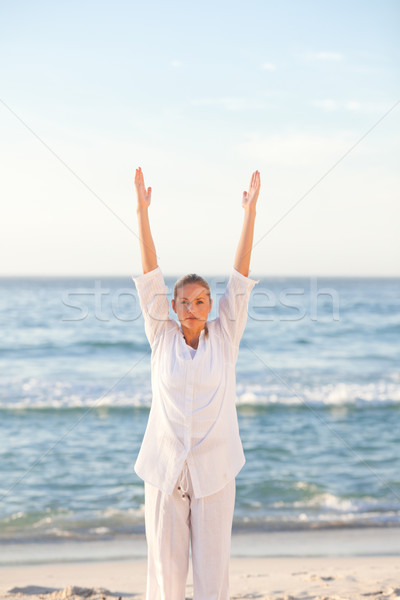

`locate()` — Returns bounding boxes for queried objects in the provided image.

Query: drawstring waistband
[178,462,189,499]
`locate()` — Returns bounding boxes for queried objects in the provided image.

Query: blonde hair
[173,274,211,338]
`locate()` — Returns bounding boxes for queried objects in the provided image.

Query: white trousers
[144,462,236,600]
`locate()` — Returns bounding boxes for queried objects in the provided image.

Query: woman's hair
[173,274,211,338]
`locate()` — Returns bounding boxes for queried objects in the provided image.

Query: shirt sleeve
[132,267,172,347]
[218,268,259,348]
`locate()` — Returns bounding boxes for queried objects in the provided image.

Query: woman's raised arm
[233,170,261,277]
[135,167,158,274]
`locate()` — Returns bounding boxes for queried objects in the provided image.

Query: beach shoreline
[1,526,400,567]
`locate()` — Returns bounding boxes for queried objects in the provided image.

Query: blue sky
[1,0,399,276]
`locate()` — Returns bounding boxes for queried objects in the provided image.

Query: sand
[1,529,399,600]
[1,556,400,600]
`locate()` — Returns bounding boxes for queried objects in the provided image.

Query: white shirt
[187,345,197,359]
[132,266,258,498]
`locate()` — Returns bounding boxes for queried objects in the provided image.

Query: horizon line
[0,273,399,279]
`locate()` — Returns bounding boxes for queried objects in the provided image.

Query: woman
[133,166,260,600]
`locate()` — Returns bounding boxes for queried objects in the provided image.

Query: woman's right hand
[135,167,152,211]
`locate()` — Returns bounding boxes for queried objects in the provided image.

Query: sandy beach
[1,555,400,600]
[1,529,399,600]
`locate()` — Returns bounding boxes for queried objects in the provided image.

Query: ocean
[0,274,399,550]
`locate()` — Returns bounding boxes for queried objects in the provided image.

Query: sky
[1,0,399,277]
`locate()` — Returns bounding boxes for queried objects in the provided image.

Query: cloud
[305,51,344,61]
[170,59,181,68]
[261,62,276,71]
[191,96,269,111]
[346,101,362,111]
[311,99,394,113]
[311,99,338,111]
[236,131,365,168]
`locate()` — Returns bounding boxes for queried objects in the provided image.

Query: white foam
[236,380,400,407]
[1,376,400,409]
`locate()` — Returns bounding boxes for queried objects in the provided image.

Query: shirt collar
[178,323,207,340]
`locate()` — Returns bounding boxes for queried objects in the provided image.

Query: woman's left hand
[242,170,261,210]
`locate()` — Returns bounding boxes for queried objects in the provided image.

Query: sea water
[0,274,399,545]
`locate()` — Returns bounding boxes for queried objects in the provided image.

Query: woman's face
[172,283,213,329]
